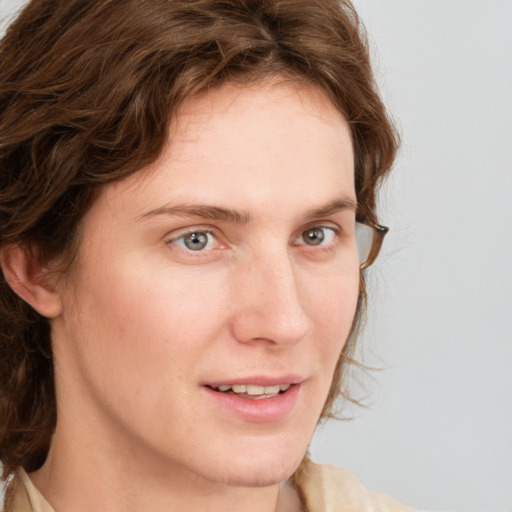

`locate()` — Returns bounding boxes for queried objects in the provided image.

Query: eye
[298,226,338,247]
[169,230,217,251]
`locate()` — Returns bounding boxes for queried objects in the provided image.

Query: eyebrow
[138,196,357,224]
[138,204,251,223]
[304,197,357,219]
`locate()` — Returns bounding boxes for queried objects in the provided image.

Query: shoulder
[292,459,415,512]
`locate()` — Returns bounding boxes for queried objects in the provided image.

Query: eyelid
[166,223,218,239]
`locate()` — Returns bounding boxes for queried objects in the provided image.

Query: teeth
[215,384,291,395]
[246,385,265,395]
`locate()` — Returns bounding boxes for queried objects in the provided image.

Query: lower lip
[203,384,302,423]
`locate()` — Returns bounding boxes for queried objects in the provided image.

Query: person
[0,1,410,511]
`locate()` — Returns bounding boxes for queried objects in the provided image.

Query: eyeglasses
[355,220,389,270]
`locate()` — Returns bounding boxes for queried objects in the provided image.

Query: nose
[229,248,312,346]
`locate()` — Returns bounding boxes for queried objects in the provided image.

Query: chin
[208,463,299,488]
[197,438,307,488]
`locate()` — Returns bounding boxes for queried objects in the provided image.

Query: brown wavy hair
[0,0,398,478]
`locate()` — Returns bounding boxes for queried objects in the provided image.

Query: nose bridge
[230,243,311,345]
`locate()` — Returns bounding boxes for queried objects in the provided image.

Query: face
[52,81,360,488]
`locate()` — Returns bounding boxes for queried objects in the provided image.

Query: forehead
[104,81,355,221]
[167,80,352,171]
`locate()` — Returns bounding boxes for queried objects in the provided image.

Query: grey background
[311,1,512,511]
[1,1,511,511]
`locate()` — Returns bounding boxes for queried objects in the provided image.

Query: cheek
[66,258,228,372]
[59,261,231,433]
[307,264,360,324]
[309,266,360,367]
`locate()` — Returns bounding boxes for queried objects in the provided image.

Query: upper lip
[204,374,305,388]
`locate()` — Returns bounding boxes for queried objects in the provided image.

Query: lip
[202,379,303,423]
[204,374,304,388]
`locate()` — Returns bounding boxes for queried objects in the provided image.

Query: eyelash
[168,229,218,252]
[294,226,339,249]
[167,225,340,253]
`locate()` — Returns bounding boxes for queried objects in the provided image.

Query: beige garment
[2,460,414,512]
[2,469,53,512]
[292,461,414,512]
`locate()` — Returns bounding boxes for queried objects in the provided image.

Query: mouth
[202,375,304,421]
[207,383,292,400]
[203,380,302,422]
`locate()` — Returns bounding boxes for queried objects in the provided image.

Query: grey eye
[302,227,325,246]
[169,229,218,252]
[183,231,210,250]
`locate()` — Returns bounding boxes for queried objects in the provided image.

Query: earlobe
[0,244,63,319]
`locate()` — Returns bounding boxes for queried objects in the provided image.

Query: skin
[23,81,360,512]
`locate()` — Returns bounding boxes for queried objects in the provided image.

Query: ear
[0,244,63,318]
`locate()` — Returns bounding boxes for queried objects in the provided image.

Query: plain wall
[1,1,511,511]
[310,1,512,511]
